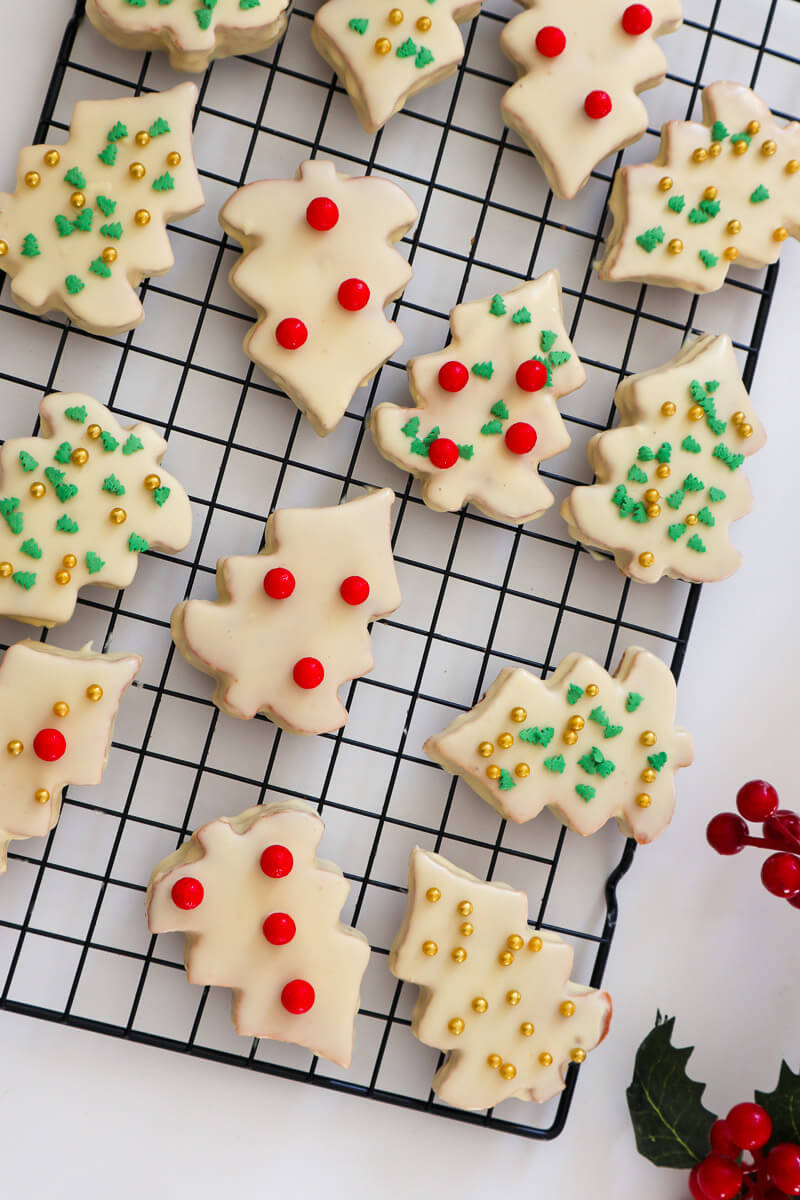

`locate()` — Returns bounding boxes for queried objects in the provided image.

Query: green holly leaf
[64,166,86,188]
[668,523,686,541]
[457,444,474,460]
[489,294,506,316]
[575,784,595,802]
[148,117,171,137]
[122,435,144,455]
[415,46,434,68]
[548,350,570,367]
[101,432,120,453]
[708,486,726,503]
[497,769,515,791]
[96,195,116,216]
[396,36,417,56]
[635,226,665,253]
[750,184,770,204]
[490,400,509,420]
[638,446,655,461]
[85,551,105,575]
[625,692,643,712]
[511,306,531,325]
[18,451,38,472]
[543,754,565,773]
[539,330,557,352]
[471,361,493,379]
[681,435,702,454]
[401,416,420,439]
[98,144,117,166]
[348,17,368,32]
[567,683,583,705]
[64,405,87,424]
[655,442,671,463]
[480,420,503,435]
[627,465,648,484]
[667,194,685,213]
[755,1062,800,1145]
[107,120,128,142]
[699,249,719,269]
[711,120,729,142]
[152,172,176,192]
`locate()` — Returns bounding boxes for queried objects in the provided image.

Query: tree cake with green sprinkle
[0,393,192,627]
[0,83,204,334]
[371,273,586,524]
[425,647,693,843]
[596,81,800,292]
[87,0,290,74]
[561,335,766,583]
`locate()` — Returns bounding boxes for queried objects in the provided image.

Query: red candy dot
[263,567,295,600]
[621,4,653,34]
[438,361,469,392]
[428,437,459,470]
[281,978,315,1015]
[262,912,297,945]
[33,728,66,762]
[275,318,308,350]
[340,575,370,605]
[515,359,548,392]
[535,25,566,57]
[337,278,370,311]
[505,422,538,455]
[171,876,204,910]
[585,90,612,120]
[306,196,339,231]
[293,657,324,689]
[260,844,293,878]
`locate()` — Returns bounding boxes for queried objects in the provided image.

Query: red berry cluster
[689,1102,800,1199]
[707,781,800,908]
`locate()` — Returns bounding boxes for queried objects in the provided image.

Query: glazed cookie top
[501,0,683,199]
[425,647,693,843]
[371,273,586,525]
[0,83,204,333]
[0,640,140,872]
[147,800,371,1067]
[597,81,800,292]
[389,848,612,1111]
[562,334,766,584]
[0,392,192,628]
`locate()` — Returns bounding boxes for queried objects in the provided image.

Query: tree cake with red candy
[147,800,371,1066]
[371,273,585,525]
[501,1,682,199]
[220,159,417,436]
[0,640,140,872]
[170,488,401,735]
[389,848,612,1110]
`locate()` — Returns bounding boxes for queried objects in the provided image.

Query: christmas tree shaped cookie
[425,647,693,843]
[147,800,370,1066]
[87,0,290,73]
[0,392,192,627]
[171,488,401,734]
[312,0,482,133]
[220,159,417,436]
[597,81,800,292]
[0,83,204,334]
[501,1,683,199]
[370,273,586,524]
[0,641,139,872]
[389,848,612,1110]
[562,335,766,583]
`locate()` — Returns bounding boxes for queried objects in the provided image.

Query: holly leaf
[755,1062,800,1145]
[627,1015,717,1168]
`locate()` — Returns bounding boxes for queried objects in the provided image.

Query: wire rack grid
[0,0,795,1141]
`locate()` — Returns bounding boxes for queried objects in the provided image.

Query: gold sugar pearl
[63,555,78,570]
[144,474,161,491]
[30,482,46,499]
[661,401,676,417]
[426,887,441,903]
[70,191,86,209]
[499,1063,517,1081]
[685,513,698,526]
[0,562,13,578]
[486,764,501,780]
[560,1001,576,1018]
[134,209,151,227]
[641,767,657,784]
[0,241,7,256]
[528,936,543,952]
[87,424,102,439]
[53,701,70,718]
[640,731,656,746]
[567,715,584,732]
[738,423,753,438]
[644,489,659,504]
[388,7,404,22]
[421,940,438,956]
[703,186,718,201]
[510,706,527,723]
[688,405,704,421]
[448,1017,465,1035]
[733,140,748,156]
[457,900,472,917]
[668,238,684,255]
[416,15,431,30]
[773,227,789,243]
[507,934,524,951]
[129,163,146,180]
[538,1052,553,1067]
[71,447,89,466]
[761,139,777,156]
[638,552,654,568]
[570,1048,587,1064]
[110,507,127,524]
[520,1022,534,1037]
[498,950,513,966]
[487,1053,502,1070]
[723,247,738,261]
[746,120,761,136]
[656,464,671,479]
[102,247,118,264]
[375,36,391,53]
[44,150,61,167]
[25,170,41,188]
[731,411,746,425]
[691,148,708,163]
[460,922,474,937]
[585,684,599,698]
[563,730,578,746]
[636,793,652,808]
[727,219,742,235]
[166,151,182,167]
[506,990,521,1006]
[646,504,661,519]
[786,160,800,175]
[708,141,722,157]
[658,176,673,191]
[472,997,488,1013]
[514,763,530,779]
[55,570,71,586]
[452,947,467,964]
[497,732,513,750]
[35,789,51,805]
[478,741,494,757]
[86,684,103,702]
[7,740,23,756]
[136,130,150,146]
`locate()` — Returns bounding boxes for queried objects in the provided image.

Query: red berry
[281,978,315,1014]
[438,361,469,392]
[340,575,370,605]
[696,1154,743,1200]
[275,318,307,350]
[764,809,800,847]
[428,437,459,469]
[767,1143,800,1195]
[33,728,67,762]
[585,90,613,119]
[293,656,324,689]
[726,1102,772,1150]
[515,359,548,392]
[789,891,800,910]
[706,812,748,855]
[263,567,295,599]
[535,25,566,57]
[262,912,296,945]
[306,196,339,231]
[505,421,538,455]
[736,779,779,822]
[709,1119,738,1157]
[621,4,653,34]
[171,876,204,909]
[762,852,800,899]
[260,844,293,878]
[688,1165,708,1200]
[337,278,370,311]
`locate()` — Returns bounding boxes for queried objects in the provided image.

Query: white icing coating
[147,800,370,1067]
[0,392,192,628]
[370,273,586,524]
[425,647,693,842]
[86,0,290,73]
[562,334,766,584]
[389,848,612,1110]
[312,0,481,133]
[171,488,401,734]
[220,159,417,437]
[0,640,140,872]
[0,83,204,334]
[501,0,682,199]
[597,81,800,292]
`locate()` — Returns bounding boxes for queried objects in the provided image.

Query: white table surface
[0,2,798,1196]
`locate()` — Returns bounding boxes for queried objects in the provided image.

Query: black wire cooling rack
[0,0,793,1141]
